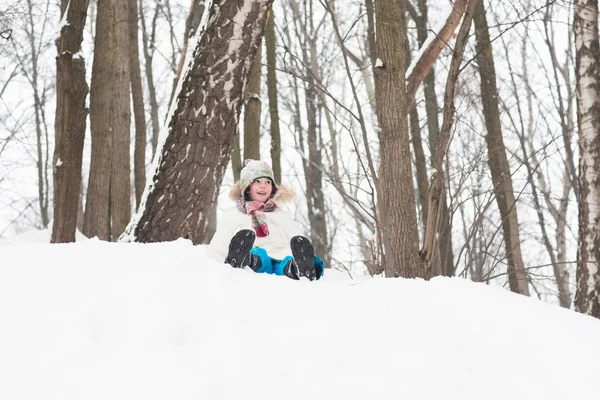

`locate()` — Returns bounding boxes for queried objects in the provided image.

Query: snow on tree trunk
[122,0,273,244]
[574,0,600,318]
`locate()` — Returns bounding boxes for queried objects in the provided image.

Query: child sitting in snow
[207,159,324,281]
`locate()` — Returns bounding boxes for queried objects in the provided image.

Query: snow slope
[1,237,599,399]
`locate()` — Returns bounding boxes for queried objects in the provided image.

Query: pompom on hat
[229,159,295,202]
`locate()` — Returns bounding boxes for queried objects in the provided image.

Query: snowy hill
[1,238,599,399]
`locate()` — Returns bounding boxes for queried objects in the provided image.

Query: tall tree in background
[130,0,147,210]
[139,0,161,157]
[289,0,330,266]
[11,0,52,229]
[473,1,529,296]
[243,43,262,161]
[124,0,273,244]
[265,10,281,183]
[374,0,422,277]
[51,0,89,243]
[412,0,455,278]
[574,0,600,318]
[110,0,131,238]
[84,0,131,240]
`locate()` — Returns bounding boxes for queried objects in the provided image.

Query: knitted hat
[238,159,277,196]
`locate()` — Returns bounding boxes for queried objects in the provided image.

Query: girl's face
[248,178,273,202]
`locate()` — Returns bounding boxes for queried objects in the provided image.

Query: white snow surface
[1,233,600,399]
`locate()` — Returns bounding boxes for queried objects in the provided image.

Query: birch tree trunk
[52,0,89,243]
[473,1,529,296]
[123,0,273,244]
[574,0,600,317]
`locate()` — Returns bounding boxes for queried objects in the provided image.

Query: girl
[207,160,324,280]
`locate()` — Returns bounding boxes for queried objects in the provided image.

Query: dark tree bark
[231,133,243,181]
[123,0,273,244]
[84,0,115,240]
[265,10,281,183]
[244,42,262,161]
[84,0,131,241]
[139,0,160,158]
[51,0,90,243]
[414,0,455,277]
[374,0,422,277]
[130,0,147,210]
[110,0,131,238]
[473,1,529,296]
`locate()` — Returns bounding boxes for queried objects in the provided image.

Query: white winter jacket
[207,186,304,261]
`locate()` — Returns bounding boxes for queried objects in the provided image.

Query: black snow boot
[288,235,318,281]
[225,229,256,269]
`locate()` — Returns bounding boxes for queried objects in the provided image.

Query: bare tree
[123,0,273,244]
[130,0,147,210]
[574,0,600,318]
[84,0,131,240]
[472,0,529,296]
[139,0,161,157]
[243,43,262,161]
[51,0,90,243]
[373,0,422,277]
[287,0,330,266]
[265,9,281,183]
[11,0,53,229]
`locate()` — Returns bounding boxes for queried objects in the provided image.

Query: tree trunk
[231,133,242,181]
[52,0,90,243]
[110,0,131,239]
[84,0,115,240]
[130,0,147,210]
[244,42,262,161]
[139,0,160,158]
[23,0,50,229]
[473,1,529,296]
[415,0,455,277]
[374,0,423,277]
[172,0,206,104]
[419,0,476,276]
[574,0,600,318]
[123,0,273,244]
[265,10,281,183]
[289,0,330,265]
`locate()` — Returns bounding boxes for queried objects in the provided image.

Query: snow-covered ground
[1,233,599,399]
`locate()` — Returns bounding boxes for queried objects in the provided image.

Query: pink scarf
[237,198,277,237]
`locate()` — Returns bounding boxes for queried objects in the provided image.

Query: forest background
[0,1,585,310]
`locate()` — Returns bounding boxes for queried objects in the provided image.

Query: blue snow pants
[250,247,325,279]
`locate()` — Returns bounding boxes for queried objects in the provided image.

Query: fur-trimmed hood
[228,184,295,203]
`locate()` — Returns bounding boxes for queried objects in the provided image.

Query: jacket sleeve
[206,209,238,262]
